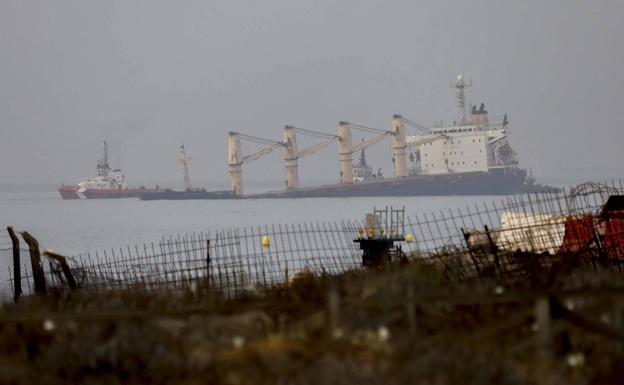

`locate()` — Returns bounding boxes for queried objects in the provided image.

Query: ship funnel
[470,102,489,125]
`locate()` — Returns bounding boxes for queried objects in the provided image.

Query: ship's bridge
[405,121,513,177]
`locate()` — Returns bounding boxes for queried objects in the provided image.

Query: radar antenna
[451,74,472,124]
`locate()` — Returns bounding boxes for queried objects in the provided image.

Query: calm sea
[0,184,512,256]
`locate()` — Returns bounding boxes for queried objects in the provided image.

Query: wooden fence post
[20,231,47,295]
[535,296,553,360]
[7,227,21,302]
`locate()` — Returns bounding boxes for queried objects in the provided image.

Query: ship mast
[451,74,472,124]
[102,141,109,168]
[179,144,192,191]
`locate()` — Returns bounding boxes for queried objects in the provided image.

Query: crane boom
[406,135,445,147]
[297,137,338,158]
[240,142,283,164]
[352,132,391,152]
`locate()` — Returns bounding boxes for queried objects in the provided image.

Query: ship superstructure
[405,74,517,177]
[352,147,382,182]
[76,141,128,196]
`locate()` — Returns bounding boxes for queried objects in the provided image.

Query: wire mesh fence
[3,221,365,299]
[401,181,623,257]
[2,180,624,301]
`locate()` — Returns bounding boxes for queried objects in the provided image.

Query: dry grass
[1,256,624,385]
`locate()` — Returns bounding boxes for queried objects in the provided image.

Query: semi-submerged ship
[139,144,235,201]
[59,142,168,199]
[140,75,557,201]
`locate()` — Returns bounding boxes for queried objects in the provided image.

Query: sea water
[0,185,507,256]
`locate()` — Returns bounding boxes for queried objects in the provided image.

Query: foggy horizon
[1,1,623,188]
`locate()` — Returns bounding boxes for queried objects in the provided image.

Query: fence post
[461,227,481,275]
[20,231,47,295]
[7,227,21,302]
[43,250,77,290]
[206,239,211,288]
[535,296,553,360]
[484,225,500,270]
[325,283,340,339]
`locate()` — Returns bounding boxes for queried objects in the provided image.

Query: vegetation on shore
[1,255,623,385]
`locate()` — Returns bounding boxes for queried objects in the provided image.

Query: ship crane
[283,126,339,190]
[228,132,284,196]
[337,122,395,183]
[179,144,192,191]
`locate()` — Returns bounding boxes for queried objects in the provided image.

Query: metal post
[7,227,21,302]
[206,239,211,288]
[43,250,77,290]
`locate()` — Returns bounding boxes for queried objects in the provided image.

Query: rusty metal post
[206,239,211,288]
[43,250,77,290]
[7,227,21,302]
[20,231,47,295]
[484,225,500,270]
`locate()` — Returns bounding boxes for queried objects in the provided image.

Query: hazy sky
[1,1,623,188]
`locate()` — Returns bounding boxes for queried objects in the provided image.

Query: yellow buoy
[405,234,414,243]
[367,228,375,238]
[262,235,271,248]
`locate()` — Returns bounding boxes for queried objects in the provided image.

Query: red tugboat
[58,141,169,199]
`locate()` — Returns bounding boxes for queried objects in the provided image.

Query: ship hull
[58,186,170,199]
[83,188,170,199]
[58,185,80,200]
[140,190,237,201]
[138,168,559,200]
[247,168,548,198]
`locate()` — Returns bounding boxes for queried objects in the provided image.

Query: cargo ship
[140,74,558,200]
[59,141,168,199]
